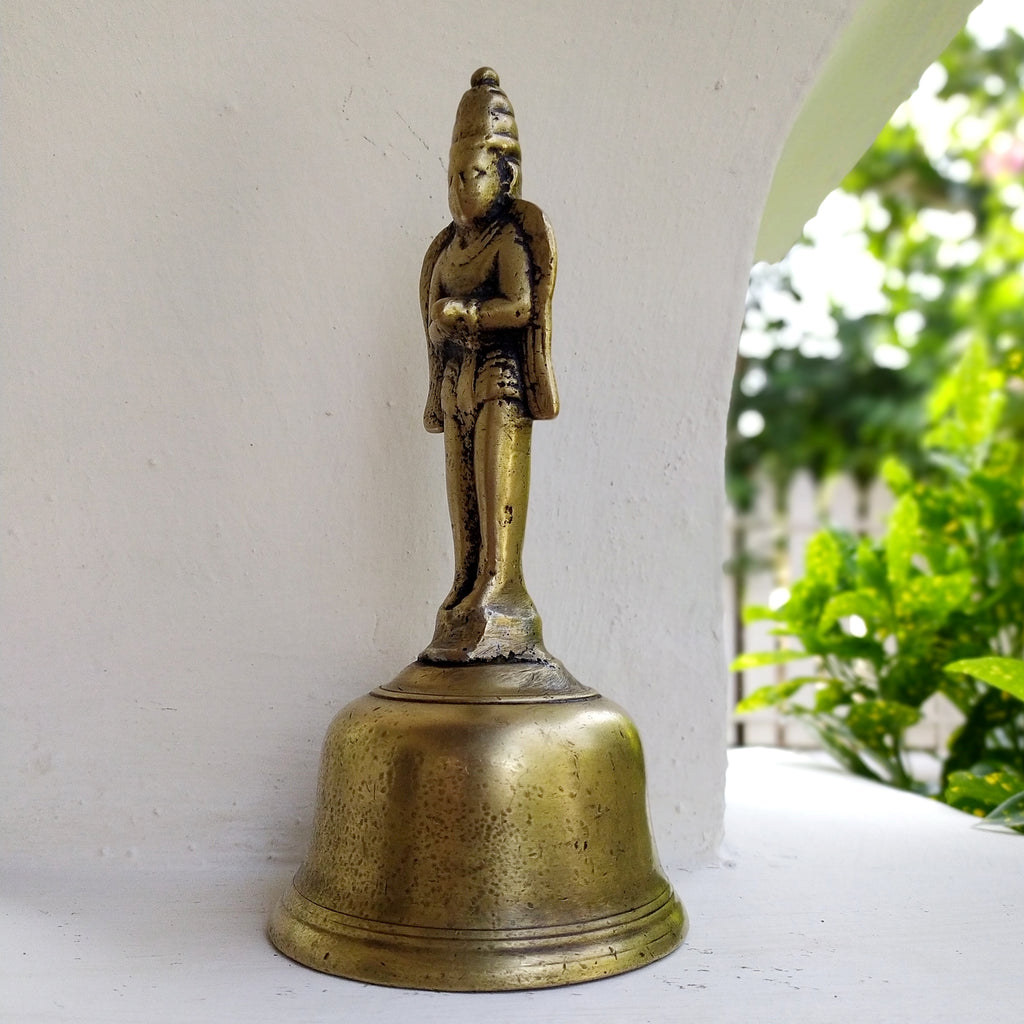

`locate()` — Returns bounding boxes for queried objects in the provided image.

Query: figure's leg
[467,398,534,612]
[422,396,545,663]
[441,411,479,610]
[421,409,482,662]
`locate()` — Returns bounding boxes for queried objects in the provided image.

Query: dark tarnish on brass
[268,68,687,991]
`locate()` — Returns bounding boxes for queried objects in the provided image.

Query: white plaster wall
[757,0,980,260]
[1,1,968,873]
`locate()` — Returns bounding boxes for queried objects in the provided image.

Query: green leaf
[813,681,849,713]
[819,588,885,633]
[854,538,886,591]
[954,339,1002,450]
[741,603,783,624]
[895,570,973,621]
[730,648,809,672]
[846,699,921,751]
[885,494,920,586]
[880,657,941,709]
[804,531,843,589]
[805,717,884,783]
[925,339,1006,457]
[881,456,913,494]
[945,689,1024,778]
[944,767,1024,820]
[735,676,809,714]
[978,790,1024,834]
[970,469,1024,529]
[801,632,885,664]
[945,657,1024,702]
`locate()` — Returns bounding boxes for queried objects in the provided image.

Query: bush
[734,341,1024,828]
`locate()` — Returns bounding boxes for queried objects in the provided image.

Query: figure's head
[448,68,521,226]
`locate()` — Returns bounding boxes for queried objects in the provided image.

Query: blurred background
[726,0,1024,824]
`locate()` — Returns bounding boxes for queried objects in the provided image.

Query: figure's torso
[432,220,525,304]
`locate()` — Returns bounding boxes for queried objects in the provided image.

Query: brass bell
[268,68,686,990]
[268,660,686,989]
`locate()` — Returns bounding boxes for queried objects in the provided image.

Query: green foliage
[945,766,1024,832]
[727,19,1024,513]
[728,15,1024,825]
[734,342,1024,821]
[946,656,1024,701]
[944,766,1024,815]
[943,656,1024,831]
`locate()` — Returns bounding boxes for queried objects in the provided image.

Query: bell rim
[268,881,687,991]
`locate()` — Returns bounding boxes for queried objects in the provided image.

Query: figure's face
[448,145,506,227]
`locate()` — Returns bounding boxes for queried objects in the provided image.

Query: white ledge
[4,748,1019,1022]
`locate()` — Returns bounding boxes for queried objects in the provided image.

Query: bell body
[268,660,686,990]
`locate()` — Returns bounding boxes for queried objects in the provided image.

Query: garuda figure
[420,67,558,663]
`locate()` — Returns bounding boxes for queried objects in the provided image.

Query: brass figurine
[420,67,557,663]
[268,68,687,991]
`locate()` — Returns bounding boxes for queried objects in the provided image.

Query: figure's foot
[440,573,472,611]
[461,576,533,619]
[421,581,545,663]
[429,576,473,655]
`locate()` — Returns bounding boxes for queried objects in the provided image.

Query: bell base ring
[268,882,687,991]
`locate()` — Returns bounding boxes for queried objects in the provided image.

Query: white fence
[725,470,962,751]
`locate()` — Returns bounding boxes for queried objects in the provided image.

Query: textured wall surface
[1,1,968,873]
